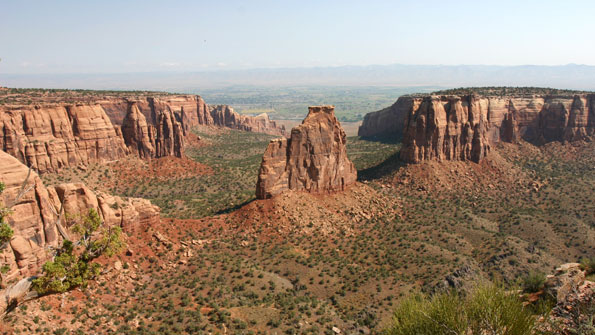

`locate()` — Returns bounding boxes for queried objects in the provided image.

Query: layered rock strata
[256,106,356,199]
[358,96,419,138]
[0,150,159,282]
[0,104,129,173]
[358,94,595,163]
[100,95,285,136]
[1,94,285,172]
[400,95,490,163]
[121,102,184,159]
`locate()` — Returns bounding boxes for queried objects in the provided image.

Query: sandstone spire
[255,106,357,199]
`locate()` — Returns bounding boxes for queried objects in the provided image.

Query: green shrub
[388,291,467,335]
[0,181,14,246]
[579,257,595,275]
[522,272,546,293]
[467,284,535,335]
[33,208,124,295]
[386,284,535,335]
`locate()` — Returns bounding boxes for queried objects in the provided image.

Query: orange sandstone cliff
[1,94,285,172]
[358,93,595,163]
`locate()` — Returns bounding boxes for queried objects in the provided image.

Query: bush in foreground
[522,272,547,293]
[580,257,595,276]
[386,284,535,335]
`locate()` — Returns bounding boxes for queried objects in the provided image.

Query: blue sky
[1,0,594,73]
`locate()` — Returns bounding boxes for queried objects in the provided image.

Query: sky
[1,0,595,74]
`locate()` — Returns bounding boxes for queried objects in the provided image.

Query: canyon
[0,93,285,173]
[359,93,595,163]
[0,88,593,334]
[255,105,357,199]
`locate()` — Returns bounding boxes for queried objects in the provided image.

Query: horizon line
[1,62,594,76]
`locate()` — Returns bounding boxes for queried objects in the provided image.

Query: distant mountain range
[2,64,594,91]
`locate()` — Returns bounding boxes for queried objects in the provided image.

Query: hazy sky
[1,0,594,74]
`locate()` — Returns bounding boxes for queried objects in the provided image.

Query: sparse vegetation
[428,86,593,97]
[10,123,594,334]
[0,88,176,106]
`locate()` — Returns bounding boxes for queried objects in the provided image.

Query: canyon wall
[0,104,129,173]
[1,94,285,173]
[0,150,159,282]
[358,94,595,163]
[100,95,285,136]
[121,102,184,159]
[358,96,420,138]
[256,106,356,199]
[400,95,491,163]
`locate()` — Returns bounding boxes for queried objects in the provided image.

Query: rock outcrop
[121,102,184,159]
[1,93,285,172]
[101,95,285,137]
[400,95,490,163]
[256,106,356,199]
[121,103,156,159]
[0,151,159,282]
[209,105,285,135]
[358,96,419,138]
[358,93,595,163]
[0,104,129,173]
[541,263,594,333]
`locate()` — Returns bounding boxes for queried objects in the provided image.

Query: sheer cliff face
[0,104,129,173]
[358,97,421,138]
[101,95,285,136]
[359,94,595,163]
[255,106,357,199]
[1,94,285,172]
[400,96,490,163]
[121,102,184,159]
[0,151,159,281]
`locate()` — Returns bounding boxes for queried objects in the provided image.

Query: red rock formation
[1,92,285,172]
[0,151,58,280]
[209,105,285,136]
[0,151,159,282]
[358,96,419,138]
[1,93,285,172]
[48,183,159,234]
[121,102,185,159]
[400,95,490,163]
[256,106,356,199]
[359,93,595,163]
[100,95,285,136]
[0,104,128,173]
[153,106,185,158]
[121,103,156,159]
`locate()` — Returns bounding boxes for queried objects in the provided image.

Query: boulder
[542,263,594,333]
[544,263,585,302]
